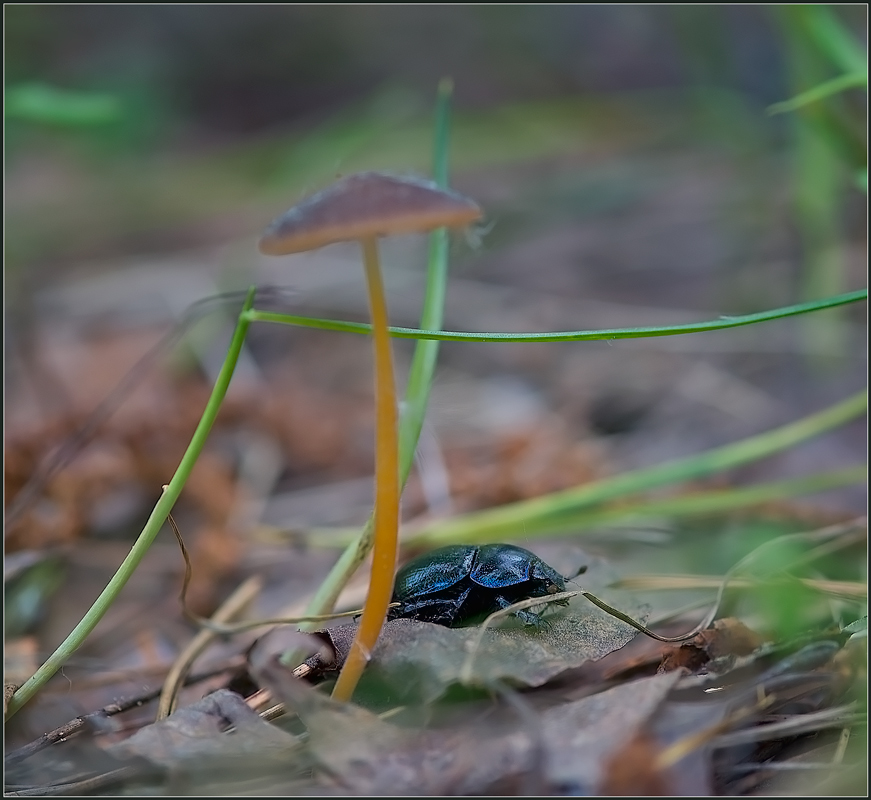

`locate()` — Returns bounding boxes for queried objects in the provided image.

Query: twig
[156,575,262,720]
[655,692,777,769]
[724,761,852,773]
[5,766,142,796]
[578,590,721,643]
[712,704,862,748]
[4,657,245,767]
[166,511,366,634]
[832,726,851,765]
[612,574,866,600]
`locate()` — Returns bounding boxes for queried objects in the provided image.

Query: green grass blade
[405,390,867,547]
[398,77,454,484]
[768,72,868,115]
[788,6,867,76]
[245,289,867,343]
[774,6,865,361]
[284,466,866,550]
[501,466,866,537]
[5,83,122,127]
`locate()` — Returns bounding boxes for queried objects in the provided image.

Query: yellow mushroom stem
[331,236,400,702]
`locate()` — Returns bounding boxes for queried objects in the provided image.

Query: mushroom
[259,172,482,701]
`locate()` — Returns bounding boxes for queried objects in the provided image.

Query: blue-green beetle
[389,544,569,627]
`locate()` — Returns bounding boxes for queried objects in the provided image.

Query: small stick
[5,657,245,767]
[156,575,262,720]
[5,766,142,797]
[166,511,368,634]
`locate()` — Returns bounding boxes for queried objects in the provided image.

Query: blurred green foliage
[5,83,122,127]
[770,6,867,360]
[5,6,864,267]
[4,553,65,639]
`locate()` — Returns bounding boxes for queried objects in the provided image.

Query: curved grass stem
[5,287,257,720]
[244,288,867,343]
[331,237,400,702]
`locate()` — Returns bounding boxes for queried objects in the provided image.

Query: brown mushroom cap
[258,172,482,256]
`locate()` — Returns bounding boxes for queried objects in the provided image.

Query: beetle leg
[395,586,473,626]
[493,595,548,629]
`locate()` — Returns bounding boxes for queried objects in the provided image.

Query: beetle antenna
[564,564,588,585]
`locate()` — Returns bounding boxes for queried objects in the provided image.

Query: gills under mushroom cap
[258,172,482,256]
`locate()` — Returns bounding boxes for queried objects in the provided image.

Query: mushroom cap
[259,172,482,255]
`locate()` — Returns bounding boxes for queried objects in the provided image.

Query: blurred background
[3,4,867,748]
